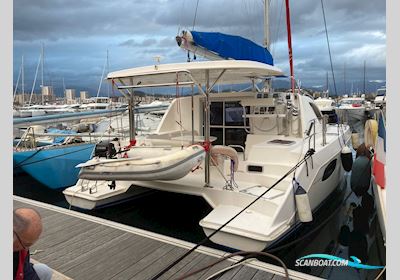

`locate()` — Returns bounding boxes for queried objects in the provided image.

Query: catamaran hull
[130,129,351,251]
[13,143,95,190]
[63,180,154,210]
[200,152,346,251]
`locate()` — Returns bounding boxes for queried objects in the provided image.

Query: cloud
[13,0,386,95]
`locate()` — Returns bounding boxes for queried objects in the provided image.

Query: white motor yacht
[335,97,367,124]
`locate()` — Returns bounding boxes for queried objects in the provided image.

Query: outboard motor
[94,140,117,159]
[341,146,353,172]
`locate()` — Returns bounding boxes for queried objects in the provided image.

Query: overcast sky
[13,0,386,96]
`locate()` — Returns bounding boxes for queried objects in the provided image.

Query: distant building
[80,91,91,101]
[65,89,76,104]
[14,93,30,106]
[42,86,55,103]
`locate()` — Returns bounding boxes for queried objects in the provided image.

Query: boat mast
[22,55,24,104]
[14,56,24,104]
[363,60,366,95]
[263,0,270,49]
[343,62,346,95]
[325,71,329,97]
[96,51,108,98]
[107,49,110,99]
[284,0,295,94]
[263,0,271,92]
[62,77,66,102]
[41,43,44,104]
[29,52,42,106]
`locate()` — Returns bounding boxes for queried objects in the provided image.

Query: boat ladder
[80,179,98,194]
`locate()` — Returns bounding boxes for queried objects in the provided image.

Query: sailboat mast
[62,77,66,102]
[22,55,25,105]
[41,43,44,104]
[263,0,272,92]
[325,71,329,97]
[29,53,42,106]
[107,49,110,98]
[284,0,295,93]
[343,62,346,95]
[263,0,270,49]
[363,60,366,94]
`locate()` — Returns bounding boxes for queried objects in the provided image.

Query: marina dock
[14,196,322,280]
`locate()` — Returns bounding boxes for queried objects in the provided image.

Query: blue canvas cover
[191,31,274,65]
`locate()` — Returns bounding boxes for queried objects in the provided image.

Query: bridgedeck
[14,196,321,280]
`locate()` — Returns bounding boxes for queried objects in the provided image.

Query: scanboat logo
[295,254,384,270]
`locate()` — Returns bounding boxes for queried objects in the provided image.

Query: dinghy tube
[77,145,205,181]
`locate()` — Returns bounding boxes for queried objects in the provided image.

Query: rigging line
[320,0,338,96]
[243,0,255,43]
[177,0,186,34]
[192,0,200,31]
[271,0,283,58]
[13,147,45,168]
[96,54,108,98]
[29,53,42,106]
[150,150,314,280]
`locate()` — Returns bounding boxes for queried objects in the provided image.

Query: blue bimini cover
[191,31,274,65]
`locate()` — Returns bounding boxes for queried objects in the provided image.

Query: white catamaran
[64,59,351,250]
[64,1,351,251]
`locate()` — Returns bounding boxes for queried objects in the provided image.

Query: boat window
[208,101,249,149]
[225,102,249,126]
[210,128,223,145]
[225,128,247,148]
[210,102,223,125]
[322,159,337,181]
[309,102,323,120]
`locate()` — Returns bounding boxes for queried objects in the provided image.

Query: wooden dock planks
[13,197,320,280]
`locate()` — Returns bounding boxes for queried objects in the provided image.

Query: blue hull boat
[13,143,95,190]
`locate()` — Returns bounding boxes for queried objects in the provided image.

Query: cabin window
[210,127,223,145]
[208,101,249,149]
[225,102,249,126]
[210,102,223,125]
[322,159,337,181]
[225,128,247,147]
